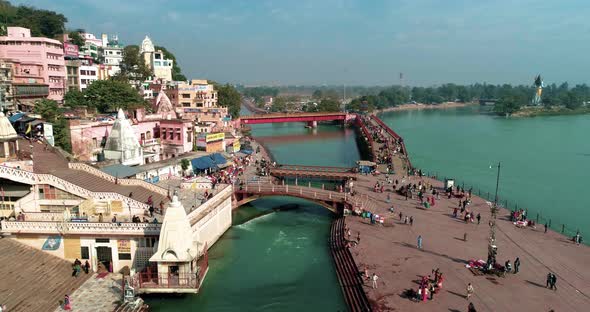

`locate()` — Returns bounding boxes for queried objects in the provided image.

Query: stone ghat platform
[347,174,590,312]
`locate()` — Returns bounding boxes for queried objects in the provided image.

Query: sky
[12,0,590,86]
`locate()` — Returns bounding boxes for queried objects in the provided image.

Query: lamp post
[487,162,501,267]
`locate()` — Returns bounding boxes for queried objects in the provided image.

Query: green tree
[114,45,152,86]
[312,89,323,99]
[81,80,148,113]
[154,45,186,81]
[216,83,241,118]
[0,1,67,38]
[271,97,286,112]
[68,30,84,47]
[33,99,71,151]
[63,89,85,107]
[180,158,190,172]
[316,99,341,112]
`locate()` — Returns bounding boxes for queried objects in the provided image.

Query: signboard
[43,123,54,146]
[42,236,62,250]
[63,43,79,57]
[118,239,131,253]
[206,133,225,142]
[196,136,207,148]
[178,85,209,92]
[233,140,241,153]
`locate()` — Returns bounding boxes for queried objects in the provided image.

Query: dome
[140,35,155,53]
[0,112,18,142]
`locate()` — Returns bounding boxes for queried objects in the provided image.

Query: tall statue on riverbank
[532,74,544,105]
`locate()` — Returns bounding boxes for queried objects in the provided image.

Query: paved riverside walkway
[346,172,590,311]
[54,273,121,312]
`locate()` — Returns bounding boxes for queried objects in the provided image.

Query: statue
[532,74,544,106]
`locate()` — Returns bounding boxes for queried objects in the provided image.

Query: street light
[487,162,501,268]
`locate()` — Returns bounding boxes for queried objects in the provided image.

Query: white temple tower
[103,109,143,166]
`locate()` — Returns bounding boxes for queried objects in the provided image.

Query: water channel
[146,120,356,311]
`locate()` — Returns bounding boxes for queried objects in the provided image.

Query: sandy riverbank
[374,102,476,114]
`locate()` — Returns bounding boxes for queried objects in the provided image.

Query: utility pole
[488,162,501,267]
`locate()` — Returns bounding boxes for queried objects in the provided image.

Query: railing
[355,117,377,162]
[0,220,161,235]
[20,212,64,222]
[137,272,199,289]
[68,163,168,196]
[370,114,413,169]
[241,112,347,119]
[188,184,231,225]
[0,165,150,211]
[236,181,376,212]
[274,164,354,173]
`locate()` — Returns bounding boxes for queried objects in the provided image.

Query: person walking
[63,294,72,310]
[544,222,548,233]
[372,273,379,289]
[417,235,423,249]
[514,257,520,274]
[546,272,552,288]
[468,302,477,312]
[550,273,557,291]
[476,213,481,225]
[410,216,414,226]
[466,283,474,299]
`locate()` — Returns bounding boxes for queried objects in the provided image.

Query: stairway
[329,217,372,312]
[29,140,168,209]
[0,238,91,312]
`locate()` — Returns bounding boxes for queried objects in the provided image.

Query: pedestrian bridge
[270,164,357,180]
[232,182,374,213]
[239,112,354,125]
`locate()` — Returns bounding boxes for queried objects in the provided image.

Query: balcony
[141,138,160,146]
[0,220,161,236]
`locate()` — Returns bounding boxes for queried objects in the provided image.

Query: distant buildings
[0,27,66,108]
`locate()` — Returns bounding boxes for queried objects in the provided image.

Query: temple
[0,112,19,159]
[103,109,144,166]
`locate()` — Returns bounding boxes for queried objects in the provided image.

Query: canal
[146,121,356,311]
[379,106,590,238]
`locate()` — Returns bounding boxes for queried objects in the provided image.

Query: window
[118,253,132,260]
[182,94,190,99]
[95,238,110,243]
[169,129,174,140]
[187,129,192,142]
[138,237,156,248]
[162,129,167,140]
[182,102,191,107]
[81,247,89,259]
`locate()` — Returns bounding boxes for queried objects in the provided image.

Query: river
[146,120,356,311]
[379,106,590,238]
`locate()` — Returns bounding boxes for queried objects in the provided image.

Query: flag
[25,123,32,135]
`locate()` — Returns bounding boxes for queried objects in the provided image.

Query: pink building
[0,27,66,103]
[69,108,194,163]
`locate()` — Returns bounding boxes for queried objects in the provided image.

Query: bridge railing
[274,164,354,173]
[237,181,376,211]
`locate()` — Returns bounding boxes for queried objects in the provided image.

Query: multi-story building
[65,60,81,92]
[169,80,228,125]
[0,60,14,111]
[102,45,122,76]
[140,36,173,81]
[0,27,66,104]
[79,61,98,90]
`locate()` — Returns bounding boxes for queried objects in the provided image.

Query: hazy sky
[13,0,590,86]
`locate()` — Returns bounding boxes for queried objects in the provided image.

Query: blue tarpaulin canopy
[191,156,214,170]
[211,153,226,165]
[8,113,25,123]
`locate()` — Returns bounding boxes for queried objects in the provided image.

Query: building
[140,36,173,81]
[79,63,98,90]
[0,112,19,160]
[0,60,14,111]
[102,45,123,76]
[170,80,228,126]
[0,27,66,104]
[103,109,144,166]
[69,106,194,163]
[65,60,81,91]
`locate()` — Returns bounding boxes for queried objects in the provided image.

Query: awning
[100,164,140,178]
[211,153,227,165]
[8,113,25,123]
[191,156,214,170]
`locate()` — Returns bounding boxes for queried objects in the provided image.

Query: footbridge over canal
[232,181,375,214]
[240,112,356,127]
[270,164,357,181]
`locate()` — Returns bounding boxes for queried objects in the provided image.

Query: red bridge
[240,112,353,125]
[270,164,357,180]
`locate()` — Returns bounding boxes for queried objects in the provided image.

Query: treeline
[0,0,67,38]
[346,83,590,114]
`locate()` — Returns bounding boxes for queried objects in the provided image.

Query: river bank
[374,101,476,114]
[510,106,590,117]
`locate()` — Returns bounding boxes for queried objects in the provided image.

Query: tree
[216,83,241,118]
[114,45,152,86]
[312,89,323,99]
[155,45,186,81]
[271,97,286,112]
[316,99,341,112]
[63,80,147,113]
[68,30,84,48]
[33,99,71,151]
[180,159,190,174]
[0,1,67,38]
